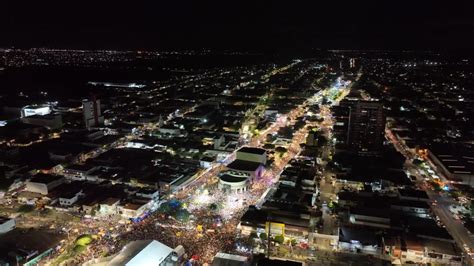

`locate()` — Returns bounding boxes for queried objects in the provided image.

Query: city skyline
[0,2,473,266]
[2,1,474,52]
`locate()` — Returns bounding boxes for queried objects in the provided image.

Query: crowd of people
[115,180,263,263]
[45,114,311,265]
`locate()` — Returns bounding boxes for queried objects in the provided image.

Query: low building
[25,174,65,195]
[158,126,187,138]
[348,207,391,229]
[384,235,462,265]
[226,160,265,180]
[98,197,121,216]
[398,188,430,202]
[212,252,250,266]
[58,191,83,207]
[218,173,250,193]
[239,206,311,240]
[400,237,425,264]
[0,217,15,234]
[21,113,62,130]
[221,147,267,194]
[338,227,381,255]
[119,201,150,220]
[21,104,51,118]
[200,156,214,169]
[136,188,159,200]
[390,200,431,218]
[424,239,462,265]
[88,240,184,266]
[236,147,267,164]
[428,144,474,187]
[63,164,99,181]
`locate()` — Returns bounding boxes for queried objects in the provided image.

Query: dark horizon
[3,1,474,53]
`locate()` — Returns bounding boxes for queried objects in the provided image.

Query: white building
[83,99,104,128]
[59,190,84,207]
[25,174,65,195]
[218,172,250,193]
[158,126,186,138]
[89,240,183,266]
[21,105,51,118]
[200,156,214,169]
[119,202,150,219]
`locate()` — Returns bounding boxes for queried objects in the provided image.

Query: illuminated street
[0,35,473,266]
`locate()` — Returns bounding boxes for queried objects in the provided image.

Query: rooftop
[101,197,121,206]
[254,258,302,266]
[108,240,174,266]
[339,226,380,246]
[240,206,309,228]
[0,217,12,224]
[398,188,429,200]
[219,174,248,183]
[122,202,145,211]
[430,143,474,176]
[227,160,262,172]
[424,238,459,256]
[237,147,266,155]
[212,252,249,266]
[29,173,64,184]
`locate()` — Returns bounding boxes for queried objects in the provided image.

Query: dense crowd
[46,113,308,265]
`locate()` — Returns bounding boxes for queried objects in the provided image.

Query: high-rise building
[347,101,385,156]
[350,58,356,68]
[82,97,104,128]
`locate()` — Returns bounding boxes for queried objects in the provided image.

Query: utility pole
[267,213,272,258]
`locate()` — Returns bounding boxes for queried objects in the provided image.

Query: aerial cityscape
[1,2,474,266]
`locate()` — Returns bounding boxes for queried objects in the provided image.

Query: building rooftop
[237,147,266,155]
[398,188,429,200]
[47,182,83,199]
[28,173,63,184]
[392,199,430,209]
[0,217,12,224]
[424,238,459,256]
[212,252,249,266]
[227,160,262,172]
[430,143,474,177]
[108,240,174,266]
[101,197,120,206]
[219,174,248,183]
[339,226,380,246]
[254,258,302,266]
[403,236,424,252]
[122,202,144,211]
[240,206,309,228]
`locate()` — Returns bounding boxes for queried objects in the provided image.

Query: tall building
[350,58,356,68]
[82,97,104,128]
[347,101,385,156]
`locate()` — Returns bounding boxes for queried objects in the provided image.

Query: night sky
[2,1,474,52]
